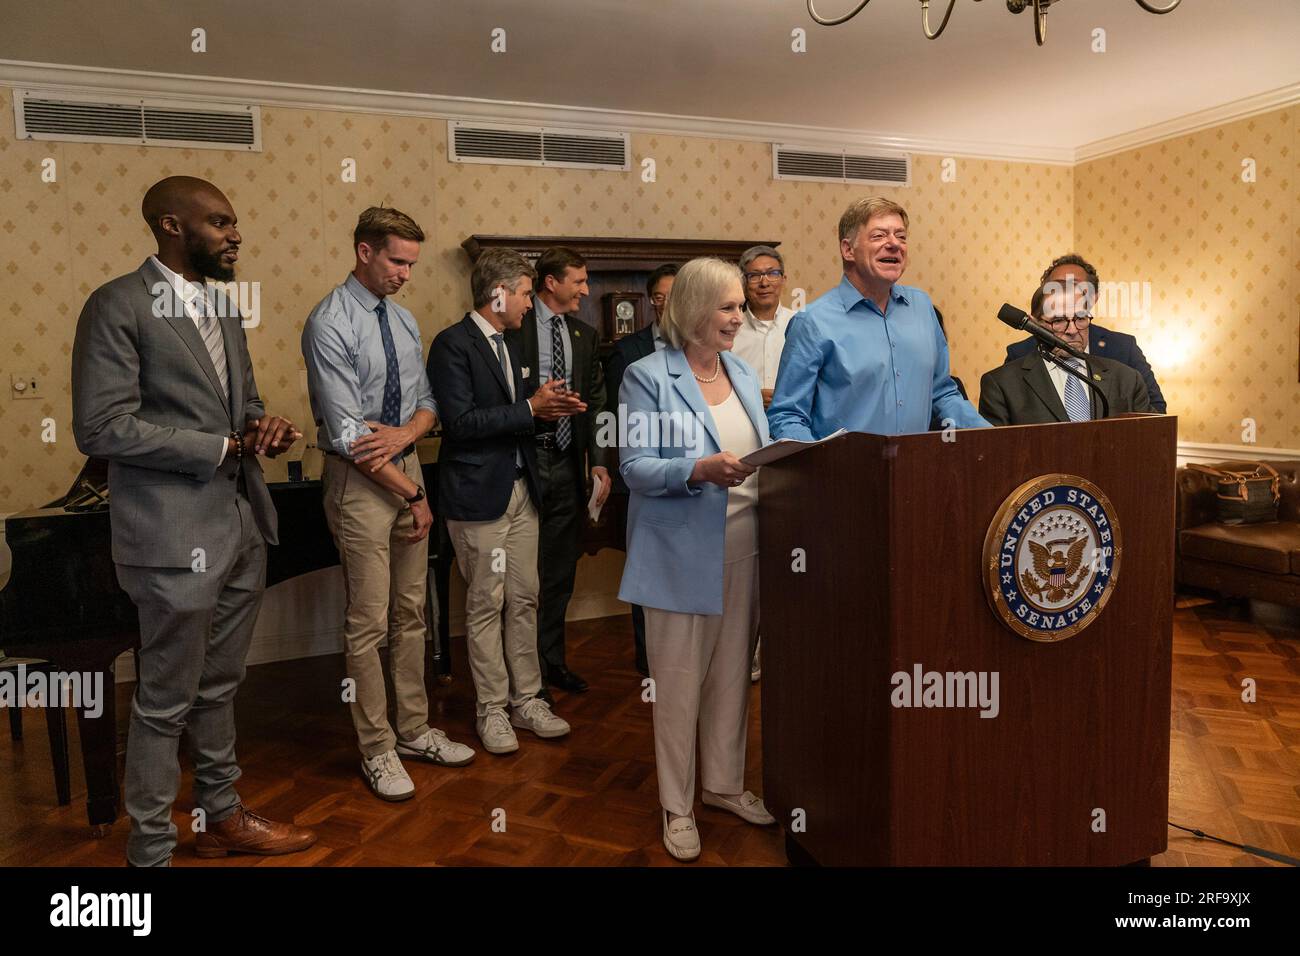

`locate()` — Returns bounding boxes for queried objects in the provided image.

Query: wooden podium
[758,415,1176,866]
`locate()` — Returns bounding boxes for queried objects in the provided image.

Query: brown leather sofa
[1176,460,1300,607]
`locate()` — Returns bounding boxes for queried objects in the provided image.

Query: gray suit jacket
[978,351,1151,427]
[72,258,277,567]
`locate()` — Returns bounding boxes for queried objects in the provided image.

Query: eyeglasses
[743,269,785,284]
[650,294,668,306]
[1042,314,1092,333]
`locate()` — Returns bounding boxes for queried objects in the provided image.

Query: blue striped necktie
[551,316,572,451]
[376,300,402,428]
[1063,357,1091,422]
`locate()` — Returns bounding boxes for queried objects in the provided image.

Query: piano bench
[0,658,72,806]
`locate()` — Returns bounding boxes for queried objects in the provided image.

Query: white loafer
[662,809,701,862]
[702,789,776,825]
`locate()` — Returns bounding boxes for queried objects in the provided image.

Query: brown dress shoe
[194,806,318,859]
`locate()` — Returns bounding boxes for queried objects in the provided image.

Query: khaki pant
[644,553,759,816]
[446,477,543,717]
[322,454,429,758]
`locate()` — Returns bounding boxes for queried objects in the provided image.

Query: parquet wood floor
[1,602,1296,866]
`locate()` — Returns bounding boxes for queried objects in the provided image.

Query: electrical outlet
[10,374,41,400]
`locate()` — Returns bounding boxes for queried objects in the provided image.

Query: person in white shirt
[731,246,793,683]
[732,245,796,408]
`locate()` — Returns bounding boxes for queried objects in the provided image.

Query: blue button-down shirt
[767,276,989,440]
[301,273,437,458]
[534,296,575,383]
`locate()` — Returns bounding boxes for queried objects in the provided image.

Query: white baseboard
[1176,441,1300,467]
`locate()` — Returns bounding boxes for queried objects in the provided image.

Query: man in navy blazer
[1004,255,1166,413]
[604,263,675,676]
[427,248,583,754]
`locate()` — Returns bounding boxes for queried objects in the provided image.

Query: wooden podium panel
[758,415,1176,865]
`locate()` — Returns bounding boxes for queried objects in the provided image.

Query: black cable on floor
[1168,821,1300,866]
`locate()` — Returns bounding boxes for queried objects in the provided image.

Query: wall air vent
[773,144,910,186]
[449,121,630,171]
[14,89,260,151]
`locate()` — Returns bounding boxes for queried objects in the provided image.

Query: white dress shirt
[149,255,229,465]
[733,304,795,389]
[469,308,526,466]
[1042,346,1090,410]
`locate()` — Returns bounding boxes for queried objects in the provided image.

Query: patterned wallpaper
[1075,107,1299,449]
[0,83,1290,518]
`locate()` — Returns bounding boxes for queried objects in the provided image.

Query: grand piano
[0,456,454,832]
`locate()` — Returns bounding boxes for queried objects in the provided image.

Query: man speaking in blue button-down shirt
[767,197,990,440]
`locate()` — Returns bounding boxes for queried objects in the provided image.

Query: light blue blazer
[617,347,772,615]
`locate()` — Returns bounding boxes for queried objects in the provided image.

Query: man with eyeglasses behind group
[732,245,796,409]
[978,279,1152,426]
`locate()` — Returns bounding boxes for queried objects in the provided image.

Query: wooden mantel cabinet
[461,235,780,556]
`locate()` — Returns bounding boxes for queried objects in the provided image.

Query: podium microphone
[996,303,1110,418]
[996,303,1088,363]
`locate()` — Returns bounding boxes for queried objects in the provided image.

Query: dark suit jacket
[1006,323,1166,412]
[603,324,658,494]
[71,258,276,566]
[505,306,612,494]
[428,314,539,522]
[605,324,657,411]
[979,351,1152,427]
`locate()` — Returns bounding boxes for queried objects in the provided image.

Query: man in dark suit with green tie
[505,247,612,696]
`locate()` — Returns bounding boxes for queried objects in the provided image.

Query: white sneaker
[662,809,701,862]
[510,696,571,739]
[361,749,415,802]
[702,789,776,825]
[476,708,519,754]
[396,727,476,767]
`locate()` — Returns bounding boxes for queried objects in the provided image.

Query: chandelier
[807,0,1182,46]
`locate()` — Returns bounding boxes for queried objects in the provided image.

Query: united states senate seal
[983,474,1122,642]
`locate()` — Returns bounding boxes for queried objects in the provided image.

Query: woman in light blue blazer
[616,257,775,862]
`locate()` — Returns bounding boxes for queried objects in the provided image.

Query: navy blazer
[604,324,659,494]
[1005,323,1166,413]
[617,348,771,616]
[427,314,540,522]
[605,324,658,409]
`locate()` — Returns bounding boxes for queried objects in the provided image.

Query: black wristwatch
[404,487,426,506]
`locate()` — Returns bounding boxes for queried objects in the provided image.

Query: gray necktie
[491,332,514,400]
[196,292,229,399]
[492,332,523,468]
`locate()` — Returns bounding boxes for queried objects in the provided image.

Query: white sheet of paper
[587,475,605,523]
[739,428,848,467]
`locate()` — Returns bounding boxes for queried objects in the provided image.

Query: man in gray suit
[71,176,317,866]
[980,282,1151,426]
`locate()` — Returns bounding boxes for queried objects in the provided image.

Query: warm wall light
[807,0,1182,46]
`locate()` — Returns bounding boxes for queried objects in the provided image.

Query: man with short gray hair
[733,245,796,408]
[428,248,581,754]
[768,197,988,440]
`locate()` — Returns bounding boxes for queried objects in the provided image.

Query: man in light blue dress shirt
[302,206,474,803]
[768,197,989,440]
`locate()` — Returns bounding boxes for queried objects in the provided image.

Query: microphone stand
[1037,344,1111,418]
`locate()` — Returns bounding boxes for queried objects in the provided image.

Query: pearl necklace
[692,352,722,383]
